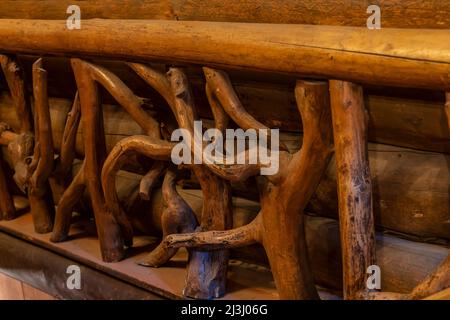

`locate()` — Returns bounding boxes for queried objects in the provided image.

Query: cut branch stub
[139,160,167,201]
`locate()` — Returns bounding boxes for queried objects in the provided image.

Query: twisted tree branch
[139,167,198,267]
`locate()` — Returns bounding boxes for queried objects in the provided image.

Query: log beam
[0,20,448,89]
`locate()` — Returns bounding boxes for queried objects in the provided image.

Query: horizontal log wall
[1,92,449,241]
[1,57,448,154]
[0,1,448,29]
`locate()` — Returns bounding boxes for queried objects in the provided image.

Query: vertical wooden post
[29,59,55,233]
[71,59,125,262]
[0,54,34,221]
[329,80,376,300]
[0,153,15,220]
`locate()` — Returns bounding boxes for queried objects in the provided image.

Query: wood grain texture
[0,20,449,89]
[28,58,55,233]
[2,58,448,154]
[330,80,375,299]
[0,0,447,28]
[1,91,449,241]
[111,174,450,295]
[165,80,334,299]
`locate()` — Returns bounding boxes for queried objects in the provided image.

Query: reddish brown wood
[0,54,34,220]
[50,92,81,203]
[167,78,334,299]
[0,20,449,90]
[0,150,15,220]
[139,161,167,201]
[329,80,376,299]
[0,0,449,29]
[0,55,33,133]
[138,167,198,267]
[52,59,126,262]
[27,59,55,233]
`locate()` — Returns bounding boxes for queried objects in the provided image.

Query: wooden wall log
[1,91,449,241]
[0,20,449,90]
[2,57,448,154]
[0,0,448,29]
[308,143,450,242]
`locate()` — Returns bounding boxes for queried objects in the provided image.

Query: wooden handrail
[0,19,448,89]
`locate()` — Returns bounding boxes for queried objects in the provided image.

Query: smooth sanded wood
[0,0,448,29]
[0,20,449,89]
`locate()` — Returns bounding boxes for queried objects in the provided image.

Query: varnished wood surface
[0,213,283,300]
[0,1,447,29]
[0,20,449,89]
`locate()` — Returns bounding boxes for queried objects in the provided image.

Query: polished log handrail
[0,19,448,89]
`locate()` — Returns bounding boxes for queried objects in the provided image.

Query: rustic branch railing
[0,19,449,300]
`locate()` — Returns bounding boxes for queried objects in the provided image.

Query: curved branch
[58,91,81,178]
[166,213,261,250]
[101,135,174,245]
[205,82,228,133]
[127,63,175,109]
[139,167,198,267]
[203,67,267,131]
[82,60,160,138]
[281,80,333,209]
[139,160,167,201]
[50,165,85,243]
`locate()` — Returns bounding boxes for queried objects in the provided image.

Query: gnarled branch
[167,214,261,250]
[139,167,198,267]
[85,60,160,138]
